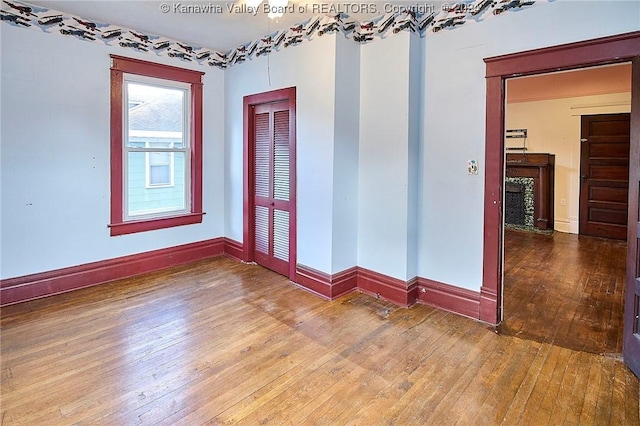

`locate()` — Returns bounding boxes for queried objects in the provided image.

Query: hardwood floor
[501,228,627,354]
[1,254,639,424]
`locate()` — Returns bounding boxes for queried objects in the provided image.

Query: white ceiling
[25,0,430,52]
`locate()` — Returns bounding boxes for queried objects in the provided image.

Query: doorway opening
[481,31,640,376]
[500,64,632,354]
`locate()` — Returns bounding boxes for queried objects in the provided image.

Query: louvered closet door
[253,101,291,277]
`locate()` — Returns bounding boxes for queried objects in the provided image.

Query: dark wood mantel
[506,153,555,230]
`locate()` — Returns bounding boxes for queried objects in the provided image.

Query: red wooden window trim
[243,87,297,280]
[109,55,205,236]
[481,31,640,325]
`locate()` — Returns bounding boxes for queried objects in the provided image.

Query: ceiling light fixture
[245,0,288,19]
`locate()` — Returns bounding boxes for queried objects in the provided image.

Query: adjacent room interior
[502,64,632,354]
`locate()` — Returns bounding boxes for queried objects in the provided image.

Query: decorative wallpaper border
[2,0,547,69]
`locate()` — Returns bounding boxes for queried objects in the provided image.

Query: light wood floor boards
[502,229,627,354]
[1,253,639,424]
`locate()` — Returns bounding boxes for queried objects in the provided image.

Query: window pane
[150,151,171,165]
[127,82,184,148]
[149,164,171,186]
[128,152,186,217]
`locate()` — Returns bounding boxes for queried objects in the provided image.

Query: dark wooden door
[252,101,292,277]
[624,57,640,378]
[579,113,630,239]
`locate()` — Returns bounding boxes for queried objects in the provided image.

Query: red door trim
[625,56,640,376]
[243,87,297,280]
[482,31,640,326]
[485,32,640,78]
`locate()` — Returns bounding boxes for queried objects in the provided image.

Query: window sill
[109,212,205,236]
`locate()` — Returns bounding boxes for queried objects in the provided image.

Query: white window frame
[122,74,192,221]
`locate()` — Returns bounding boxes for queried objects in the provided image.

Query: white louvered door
[252,101,291,277]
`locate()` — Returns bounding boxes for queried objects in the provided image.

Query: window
[127,80,185,216]
[109,55,204,236]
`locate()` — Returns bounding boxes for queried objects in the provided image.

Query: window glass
[123,79,189,220]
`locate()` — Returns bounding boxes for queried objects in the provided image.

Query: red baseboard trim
[295,264,358,299]
[223,238,244,261]
[479,286,499,324]
[295,265,479,318]
[357,267,418,308]
[2,235,484,322]
[417,278,481,320]
[330,267,359,298]
[294,266,332,299]
[0,238,225,307]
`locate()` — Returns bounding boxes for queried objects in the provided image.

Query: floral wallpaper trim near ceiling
[1,0,549,69]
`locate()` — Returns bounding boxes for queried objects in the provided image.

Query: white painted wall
[224,34,337,273]
[0,24,225,279]
[407,34,422,281]
[419,0,640,290]
[506,92,632,234]
[358,32,417,281]
[331,35,360,274]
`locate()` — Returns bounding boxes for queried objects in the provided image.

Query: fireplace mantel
[506,153,555,230]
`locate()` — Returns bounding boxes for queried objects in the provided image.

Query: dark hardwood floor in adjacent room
[2,255,638,425]
[501,228,627,354]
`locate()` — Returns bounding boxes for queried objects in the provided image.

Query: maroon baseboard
[223,238,244,261]
[0,238,225,307]
[357,267,418,308]
[479,286,499,324]
[294,266,331,299]
[330,267,359,298]
[295,265,479,318]
[417,278,481,320]
[295,265,358,299]
[2,236,484,323]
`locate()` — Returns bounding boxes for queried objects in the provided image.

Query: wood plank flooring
[501,229,627,354]
[2,253,639,424]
